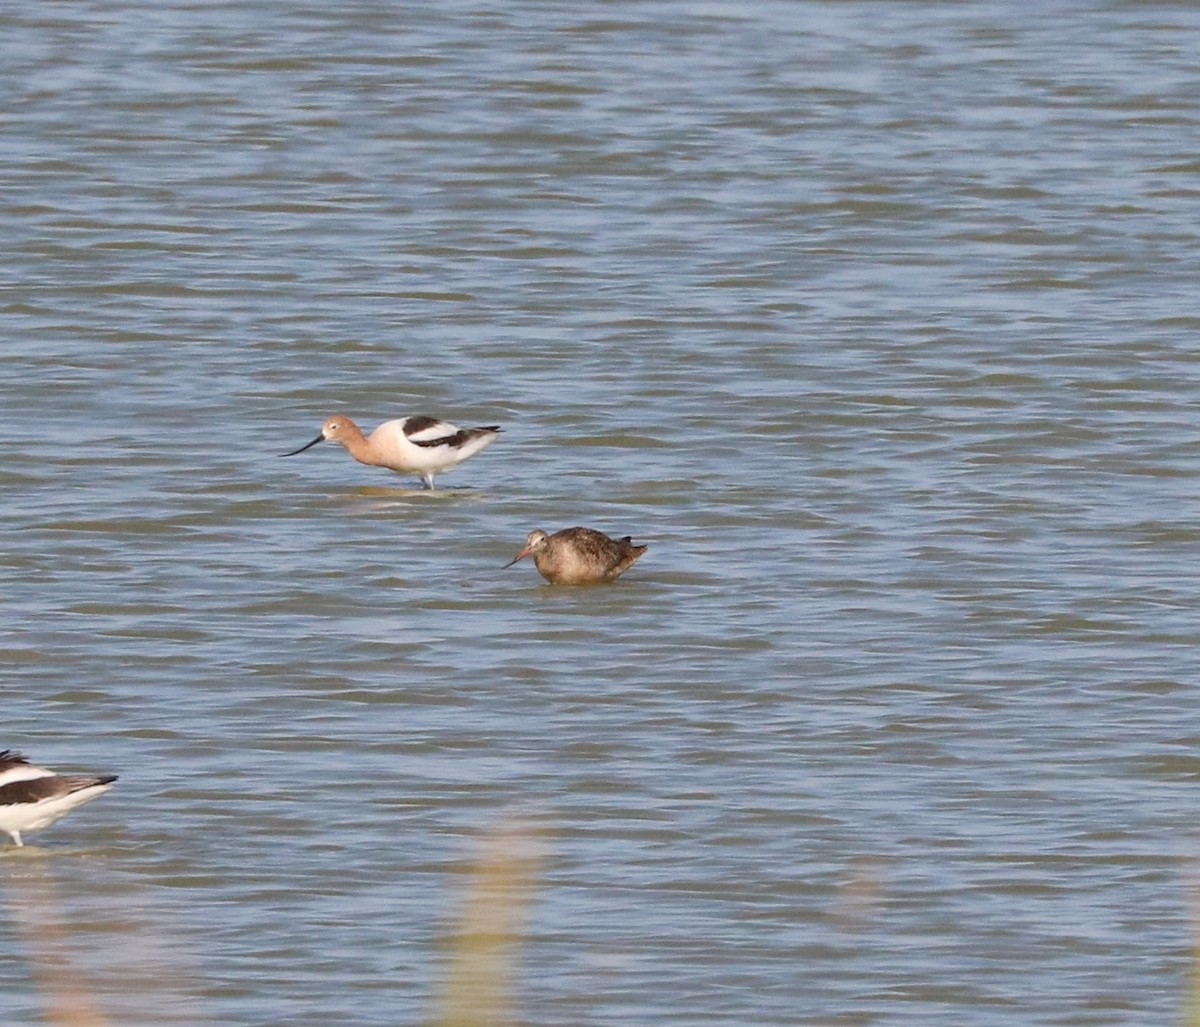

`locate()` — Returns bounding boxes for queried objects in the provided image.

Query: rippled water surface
[3,2,1200,1024]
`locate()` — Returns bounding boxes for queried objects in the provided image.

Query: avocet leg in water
[504,527,648,585]
[0,751,117,847]
[284,415,501,489]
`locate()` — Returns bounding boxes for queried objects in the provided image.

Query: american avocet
[284,414,501,490]
[0,751,117,847]
[504,527,648,585]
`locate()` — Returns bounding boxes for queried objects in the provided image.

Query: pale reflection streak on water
[2,2,1200,1025]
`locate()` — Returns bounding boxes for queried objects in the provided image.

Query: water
[2,1,1199,1024]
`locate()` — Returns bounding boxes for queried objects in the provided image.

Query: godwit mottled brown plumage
[504,527,647,585]
[284,414,501,489]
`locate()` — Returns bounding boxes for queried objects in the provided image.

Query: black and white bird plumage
[283,414,502,489]
[0,750,118,847]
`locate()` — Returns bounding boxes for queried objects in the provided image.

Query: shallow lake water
[2,2,1199,1024]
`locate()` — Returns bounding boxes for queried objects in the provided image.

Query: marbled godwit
[283,414,501,489]
[0,751,117,847]
[504,527,647,585]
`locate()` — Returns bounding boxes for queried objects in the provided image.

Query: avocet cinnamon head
[283,413,501,489]
[504,526,647,585]
[283,415,356,456]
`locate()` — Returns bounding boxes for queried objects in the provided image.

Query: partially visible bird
[284,414,501,489]
[0,750,117,847]
[504,526,648,585]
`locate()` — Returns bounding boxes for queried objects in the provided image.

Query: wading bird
[504,527,647,585]
[0,751,117,847]
[284,414,501,489]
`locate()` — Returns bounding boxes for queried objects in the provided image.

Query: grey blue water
[3,2,1199,1024]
